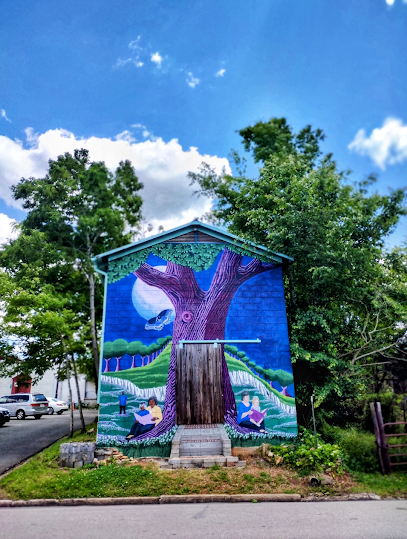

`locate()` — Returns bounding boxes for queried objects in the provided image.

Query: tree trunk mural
[132,248,278,439]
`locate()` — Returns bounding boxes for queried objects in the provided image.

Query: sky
[0,0,406,246]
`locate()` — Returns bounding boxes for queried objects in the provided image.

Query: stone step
[180,448,223,457]
[162,455,246,469]
[170,424,232,459]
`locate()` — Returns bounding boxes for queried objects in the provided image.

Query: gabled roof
[92,220,293,272]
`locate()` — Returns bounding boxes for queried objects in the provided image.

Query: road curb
[0,492,387,507]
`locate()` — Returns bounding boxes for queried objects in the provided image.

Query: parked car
[0,406,10,427]
[0,393,48,419]
[46,397,68,415]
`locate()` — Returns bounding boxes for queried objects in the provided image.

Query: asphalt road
[1,501,406,539]
[0,409,98,474]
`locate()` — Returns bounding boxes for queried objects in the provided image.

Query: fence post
[375,402,391,474]
[310,395,318,449]
[370,402,385,474]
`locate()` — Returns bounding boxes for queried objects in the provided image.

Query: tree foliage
[189,117,407,426]
[1,149,143,386]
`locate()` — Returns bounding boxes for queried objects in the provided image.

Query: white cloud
[114,36,145,69]
[114,57,143,69]
[151,52,163,67]
[0,213,19,245]
[131,124,155,140]
[385,0,395,5]
[1,109,11,123]
[186,72,200,88]
[348,117,407,169]
[215,69,226,77]
[115,130,136,143]
[0,128,230,232]
[129,36,142,50]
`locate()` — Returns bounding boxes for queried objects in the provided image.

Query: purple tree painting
[133,247,278,440]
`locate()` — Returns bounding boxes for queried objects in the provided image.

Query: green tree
[139,344,149,367]
[0,270,86,435]
[112,339,129,372]
[2,149,143,385]
[275,369,294,388]
[253,365,265,377]
[247,360,256,372]
[102,341,115,373]
[189,118,407,426]
[264,368,278,388]
[127,340,143,369]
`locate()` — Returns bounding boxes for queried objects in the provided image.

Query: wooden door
[176,343,224,425]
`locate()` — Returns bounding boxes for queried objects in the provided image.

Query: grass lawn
[351,472,407,498]
[1,423,406,500]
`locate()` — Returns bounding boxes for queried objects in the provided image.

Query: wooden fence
[370,402,407,474]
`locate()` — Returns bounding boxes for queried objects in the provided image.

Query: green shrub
[264,430,343,476]
[320,424,379,473]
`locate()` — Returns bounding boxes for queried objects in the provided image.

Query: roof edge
[92,220,294,270]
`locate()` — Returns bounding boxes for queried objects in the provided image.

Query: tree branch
[358,361,393,367]
[237,258,278,284]
[210,248,242,288]
[352,343,397,362]
[134,263,180,291]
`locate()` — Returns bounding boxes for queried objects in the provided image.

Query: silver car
[0,393,49,420]
[46,397,69,415]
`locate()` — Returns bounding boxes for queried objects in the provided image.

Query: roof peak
[92,220,293,269]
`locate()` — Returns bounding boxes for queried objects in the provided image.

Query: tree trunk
[115,356,121,372]
[89,272,100,389]
[55,360,63,398]
[71,354,86,434]
[287,263,296,311]
[281,386,291,397]
[62,344,74,438]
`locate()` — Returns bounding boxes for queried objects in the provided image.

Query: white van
[0,393,49,419]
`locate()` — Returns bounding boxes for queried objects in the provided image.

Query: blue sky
[0,0,406,245]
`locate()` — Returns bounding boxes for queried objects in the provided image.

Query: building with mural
[93,221,298,454]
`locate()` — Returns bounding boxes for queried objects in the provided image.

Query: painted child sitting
[249,396,266,430]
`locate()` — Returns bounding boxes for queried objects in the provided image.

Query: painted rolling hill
[101,344,296,414]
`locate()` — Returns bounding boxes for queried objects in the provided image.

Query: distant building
[0,369,96,404]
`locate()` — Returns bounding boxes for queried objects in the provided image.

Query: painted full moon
[132,265,174,320]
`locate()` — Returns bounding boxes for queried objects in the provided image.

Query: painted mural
[97,243,298,446]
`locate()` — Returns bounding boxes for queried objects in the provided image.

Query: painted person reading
[126,396,163,440]
[249,396,268,430]
[237,390,266,433]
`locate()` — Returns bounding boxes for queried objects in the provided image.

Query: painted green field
[99,345,297,442]
[226,355,296,407]
[103,346,295,408]
[104,344,172,388]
